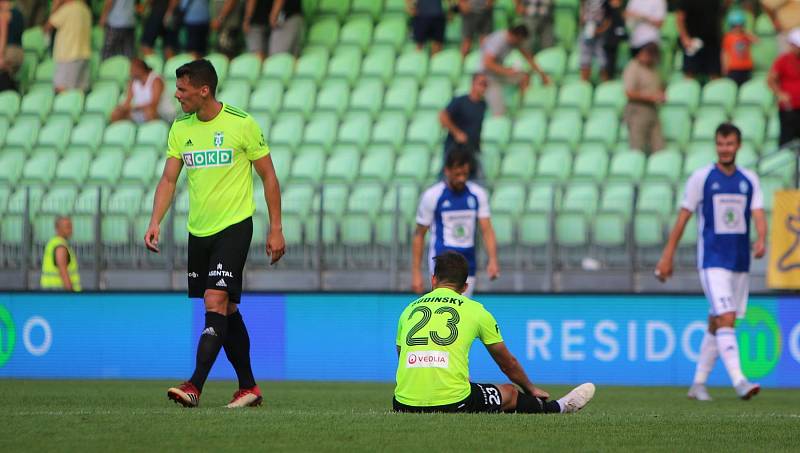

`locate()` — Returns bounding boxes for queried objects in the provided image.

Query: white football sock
[715,327,746,386]
[693,331,718,385]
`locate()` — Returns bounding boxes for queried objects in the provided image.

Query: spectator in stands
[242,0,269,60]
[603,0,627,79]
[167,0,211,58]
[514,0,555,54]
[0,0,24,92]
[459,0,493,57]
[212,0,242,58]
[44,0,91,93]
[99,0,136,59]
[16,0,46,27]
[140,0,177,59]
[40,216,81,292]
[623,42,666,154]
[722,10,757,86]
[676,0,726,80]
[624,0,666,56]
[579,0,611,82]
[768,28,800,146]
[479,24,550,116]
[111,57,170,124]
[440,72,488,177]
[407,0,446,55]
[268,0,303,56]
[762,0,800,53]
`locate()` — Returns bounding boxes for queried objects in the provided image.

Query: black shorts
[188,217,252,303]
[184,23,210,54]
[140,10,178,49]
[412,15,445,44]
[392,383,502,413]
[682,44,722,77]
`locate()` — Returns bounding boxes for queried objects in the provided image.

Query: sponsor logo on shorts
[187,272,198,278]
[406,351,449,368]
[209,262,234,278]
[182,149,233,168]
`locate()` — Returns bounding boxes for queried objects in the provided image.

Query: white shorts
[698,268,749,319]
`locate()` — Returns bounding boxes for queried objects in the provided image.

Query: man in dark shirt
[440,72,489,177]
[677,0,727,79]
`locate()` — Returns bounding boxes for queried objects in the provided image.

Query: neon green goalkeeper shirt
[394,287,504,407]
[166,104,269,237]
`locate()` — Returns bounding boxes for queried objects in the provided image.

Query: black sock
[189,312,228,392]
[515,393,561,414]
[223,310,257,389]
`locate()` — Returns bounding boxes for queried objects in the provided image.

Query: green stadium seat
[752,38,778,72]
[324,147,360,183]
[339,17,373,52]
[5,117,41,151]
[660,106,692,147]
[359,147,395,183]
[261,53,295,86]
[290,148,325,183]
[491,183,526,216]
[340,214,372,246]
[678,215,697,246]
[556,212,588,247]
[594,212,626,247]
[384,78,418,116]
[317,0,350,20]
[228,53,261,86]
[608,150,646,181]
[760,176,785,212]
[6,184,45,215]
[583,108,619,147]
[645,149,683,183]
[691,108,727,141]
[103,120,137,150]
[361,48,395,84]
[498,149,536,181]
[315,80,349,117]
[395,50,429,83]
[554,8,578,50]
[163,53,194,82]
[665,78,701,114]
[37,116,73,151]
[100,214,131,251]
[250,79,283,115]
[136,120,169,148]
[54,150,91,185]
[106,186,144,216]
[98,56,130,89]
[382,184,418,220]
[759,149,797,185]
[701,78,738,114]
[535,47,568,83]
[600,182,634,218]
[546,108,583,147]
[593,79,625,114]
[395,147,430,183]
[562,183,599,215]
[519,212,550,247]
[0,117,8,145]
[406,113,441,150]
[33,58,54,86]
[492,213,515,247]
[520,83,557,114]
[349,78,384,118]
[315,184,349,218]
[204,53,228,88]
[572,146,608,181]
[558,80,593,116]
[755,13,775,36]
[72,186,109,214]
[637,182,673,218]
[738,78,774,114]
[22,26,46,58]
[39,186,78,215]
[121,150,157,185]
[219,80,251,109]
[338,112,372,149]
[270,114,304,148]
[418,79,452,112]
[347,184,384,218]
[84,84,120,118]
[1,213,24,245]
[327,49,361,86]
[373,17,407,52]
[430,48,462,83]
[634,212,663,247]
[371,112,407,149]
[0,149,25,184]
[295,52,329,85]
[0,91,21,120]
[481,116,512,149]
[303,114,338,152]
[351,0,383,20]
[511,110,547,146]
[21,149,57,184]
[526,183,559,212]
[737,142,759,167]
[683,143,715,176]
[19,88,53,121]
[87,150,124,185]
[282,79,317,118]
[307,18,340,51]
[733,109,767,148]
[536,148,572,182]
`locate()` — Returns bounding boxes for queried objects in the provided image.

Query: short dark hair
[176,59,218,95]
[433,251,469,289]
[510,24,529,38]
[715,122,742,143]
[444,145,474,170]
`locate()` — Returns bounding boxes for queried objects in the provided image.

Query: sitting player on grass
[393,251,595,414]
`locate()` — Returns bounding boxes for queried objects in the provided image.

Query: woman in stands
[111,57,174,123]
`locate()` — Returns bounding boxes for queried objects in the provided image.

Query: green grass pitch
[1,380,799,452]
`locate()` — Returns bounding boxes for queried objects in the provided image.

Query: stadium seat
[54,150,91,185]
[572,146,608,181]
[98,56,130,89]
[562,183,599,215]
[406,113,441,150]
[759,149,797,185]
[0,90,21,120]
[645,149,683,183]
[701,78,738,114]
[103,120,137,150]
[282,79,317,118]
[261,53,295,86]
[558,80,593,116]
[395,147,430,183]
[593,79,625,114]
[498,149,536,181]
[290,148,325,183]
[317,0,350,20]
[481,116,512,149]
[371,112,407,149]
[33,58,54,87]
[349,78,384,118]
[755,13,775,36]
[733,108,767,148]
[84,84,120,118]
[526,183,559,212]
[163,53,194,82]
[547,109,583,147]
[519,82,558,114]
[136,121,169,148]
[633,212,663,247]
[752,38,778,72]
[87,150,124,185]
[554,8,578,50]
[418,79,452,112]
[637,182,673,218]
[337,112,372,149]
[250,79,283,115]
[519,212,550,247]
[491,183,526,216]
[738,78,774,114]
[593,212,626,247]
[536,148,572,182]
[535,47,568,83]
[295,52,329,85]
[315,184,349,217]
[270,114,304,148]
[19,87,53,121]
[384,78,419,116]
[683,143,716,176]
[665,78,701,114]
[324,147,360,183]
[37,116,73,151]
[218,80,251,109]
[303,114,338,152]
[327,49,361,86]
[4,116,40,150]
[0,117,8,145]
[40,186,79,215]
[600,182,634,218]
[339,18,373,52]
[430,48,462,83]
[395,50,429,83]
[121,150,157,185]
[0,149,25,184]
[106,186,144,216]
[492,213,515,247]
[511,110,547,146]
[347,184,384,218]
[361,48,395,84]
[21,149,57,184]
[359,146,395,183]
[660,106,692,147]
[351,0,383,20]
[608,150,646,181]
[556,212,588,247]
[22,26,46,58]
[583,108,619,147]
[373,17,407,52]
[307,18,340,51]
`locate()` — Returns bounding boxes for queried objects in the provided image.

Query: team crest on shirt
[739,181,749,194]
[467,196,476,209]
[214,131,224,147]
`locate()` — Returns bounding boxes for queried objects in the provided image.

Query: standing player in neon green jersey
[394,251,595,414]
[144,59,285,408]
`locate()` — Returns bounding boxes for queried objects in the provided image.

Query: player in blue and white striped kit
[656,123,767,401]
[411,147,499,297]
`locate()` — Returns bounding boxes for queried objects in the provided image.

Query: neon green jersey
[166,104,269,237]
[394,287,503,407]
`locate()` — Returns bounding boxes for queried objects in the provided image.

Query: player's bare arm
[486,342,549,399]
[753,209,767,258]
[655,208,693,282]
[253,154,285,264]
[411,224,429,293]
[145,157,183,253]
[478,218,499,280]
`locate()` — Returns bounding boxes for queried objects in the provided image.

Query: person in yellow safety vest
[40,216,81,291]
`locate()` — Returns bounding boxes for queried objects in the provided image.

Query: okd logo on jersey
[182,149,233,168]
[406,351,449,368]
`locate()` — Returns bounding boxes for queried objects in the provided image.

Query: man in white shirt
[624,0,666,55]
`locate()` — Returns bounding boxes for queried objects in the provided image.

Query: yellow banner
[767,190,800,289]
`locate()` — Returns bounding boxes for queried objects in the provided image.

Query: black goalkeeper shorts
[392,383,503,413]
[187,217,252,303]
